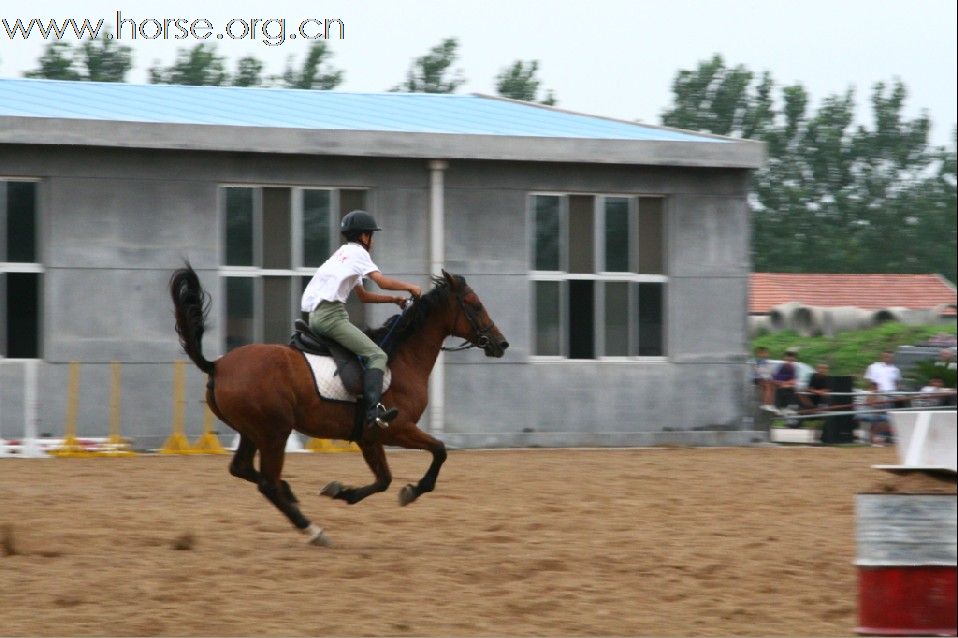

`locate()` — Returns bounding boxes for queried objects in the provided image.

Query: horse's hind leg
[257,435,330,546]
[385,426,447,507]
[320,441,392,505]
[230,433,299,502]
[229,434,259,484]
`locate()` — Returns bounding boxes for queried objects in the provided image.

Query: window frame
[528,191,668,363]
[1,177,44,360]
[218,184,366,352]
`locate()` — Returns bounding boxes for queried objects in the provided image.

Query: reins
[441,289,494,352]
[376,281,494,353]
[441,340,479,352]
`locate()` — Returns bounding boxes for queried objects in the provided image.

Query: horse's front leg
[320,440,392,505]
[383,424,447,506]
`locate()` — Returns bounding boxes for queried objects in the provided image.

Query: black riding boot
[364,368,398,429]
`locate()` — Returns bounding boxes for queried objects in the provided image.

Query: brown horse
[169,264,508,546]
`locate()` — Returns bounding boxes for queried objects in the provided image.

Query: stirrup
[368,403,398,429]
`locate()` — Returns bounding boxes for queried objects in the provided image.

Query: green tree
[662,55,956,281]
[80,33,132,82]
[23,35,132,82]
[233,56,265,87]
[495,60,557,105]
[149,44,229,86]
[662,54,774,138]
[279,42,343,89]
[886,129,958,281]
[391,38,464,93]
[24,42,81,80]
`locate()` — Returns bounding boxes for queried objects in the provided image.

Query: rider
[301,210,422,429]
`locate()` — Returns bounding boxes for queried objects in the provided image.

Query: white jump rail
[229,432,308,453]
[874,410,957,474]
[0,359,45,458]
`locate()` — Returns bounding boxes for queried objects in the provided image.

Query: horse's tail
[169,263,216,376]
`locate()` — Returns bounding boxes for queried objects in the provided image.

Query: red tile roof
[750,273,957,315]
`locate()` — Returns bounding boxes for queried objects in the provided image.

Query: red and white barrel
[856,493,957,636]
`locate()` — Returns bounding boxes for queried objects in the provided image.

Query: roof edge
[934,273,957,290]
[0,116,766,168]
[471,92,762,146]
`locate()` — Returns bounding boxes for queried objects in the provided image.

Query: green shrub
[752,322,957,386]
[908,359,958,389]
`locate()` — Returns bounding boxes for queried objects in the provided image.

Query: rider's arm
[367,271,422,298]
[354,284,405,306]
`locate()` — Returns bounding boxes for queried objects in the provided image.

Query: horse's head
[441,270,509,358]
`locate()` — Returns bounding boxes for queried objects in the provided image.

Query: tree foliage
[24,35,132,82]
[148,44,343,89]
[495,60,556,105]
[232,56,264,87]
[149,44,228,86]
[279,42,343,90]
[392,38,464,93]
[24,43,81,81]
[662,55,957,281]
[82,36,133,82]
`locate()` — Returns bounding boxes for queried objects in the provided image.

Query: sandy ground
[0,445,953,637]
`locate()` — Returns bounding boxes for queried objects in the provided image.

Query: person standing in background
[864,350,900,393]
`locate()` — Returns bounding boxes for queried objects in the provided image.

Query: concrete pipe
[899,308,937,326]
[792,304,826,337]
[933,303,958,322]
[823,306,871,336]
[768,301,803,332]
[747,315,771,338]
[871,306,909,326]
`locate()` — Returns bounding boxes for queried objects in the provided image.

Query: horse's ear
[441,269,458,288]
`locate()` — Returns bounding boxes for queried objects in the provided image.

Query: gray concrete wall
[1,145,758,449]
[438,161,755,446]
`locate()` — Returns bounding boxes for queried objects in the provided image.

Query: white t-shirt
[864,362,901,392]
[301,243,379,310]
[914,385,949,408]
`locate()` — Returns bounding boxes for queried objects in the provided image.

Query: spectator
[768,347,800,412]
[934,348,957,371]
[864,350,901,393]
[913,376,955,408]
[855,381,893,446]
[751,346,776,410]
[803,362,831,410]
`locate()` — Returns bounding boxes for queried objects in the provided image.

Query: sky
[2,0,956,145]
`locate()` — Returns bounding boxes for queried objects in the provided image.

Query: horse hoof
[398,484,418,507]
[309,531,332,547]
[320,481,343,498]
[303,524,332,547]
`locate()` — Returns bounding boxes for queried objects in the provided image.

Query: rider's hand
[408,285,422,299]
[395,296,410,309]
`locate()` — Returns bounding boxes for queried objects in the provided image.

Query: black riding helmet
[340,210,381,235]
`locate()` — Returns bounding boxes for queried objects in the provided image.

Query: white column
[428,160,448,435]
[20,359,45,458]
[0,361,6,456]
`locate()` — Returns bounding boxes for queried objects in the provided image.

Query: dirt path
[1,445,946,636]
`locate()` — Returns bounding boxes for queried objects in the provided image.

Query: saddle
[289,319,365,396]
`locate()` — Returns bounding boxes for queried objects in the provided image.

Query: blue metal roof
[0,78,723,143]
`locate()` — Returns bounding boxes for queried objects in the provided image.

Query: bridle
[441,288,497,352]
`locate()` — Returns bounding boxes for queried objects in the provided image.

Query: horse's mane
[366,274,464,360]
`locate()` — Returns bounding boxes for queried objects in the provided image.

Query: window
[530,193,666,359]
[220,186,367,350]
[1,180,42,358]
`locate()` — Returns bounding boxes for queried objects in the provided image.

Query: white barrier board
[874,410,957,474]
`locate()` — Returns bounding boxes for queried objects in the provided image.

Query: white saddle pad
[303,353,392,403]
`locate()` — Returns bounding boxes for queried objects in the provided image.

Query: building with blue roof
[0,78,766,449]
